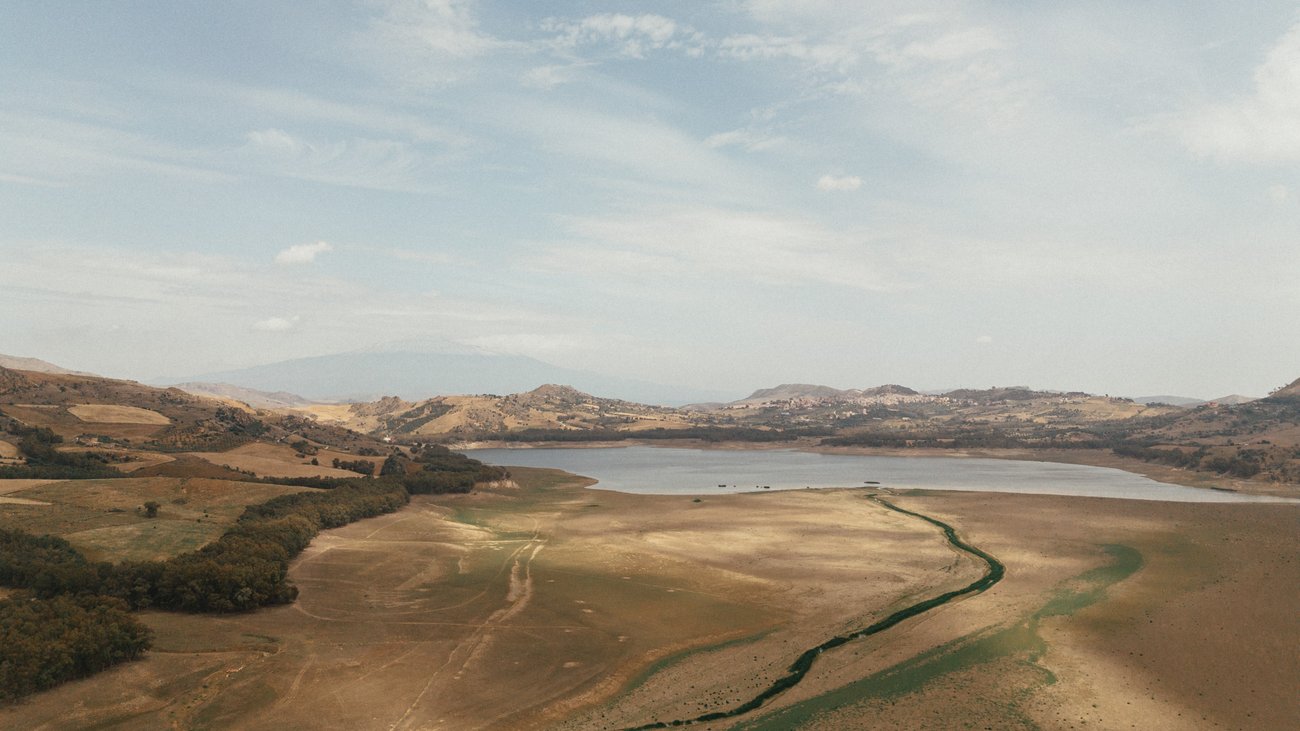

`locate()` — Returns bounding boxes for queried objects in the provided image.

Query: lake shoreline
[452,439,1299,500]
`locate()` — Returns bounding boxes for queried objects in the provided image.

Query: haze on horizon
[2,1,1297,401]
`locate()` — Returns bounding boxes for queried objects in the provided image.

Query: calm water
[463,446,1294,503]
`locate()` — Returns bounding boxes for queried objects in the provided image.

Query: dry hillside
[294,384,717,439]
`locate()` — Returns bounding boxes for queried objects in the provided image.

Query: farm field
[187,442,366,479]
[0,476,307,563]
[67,404,172,425]
[2,468,1294,729]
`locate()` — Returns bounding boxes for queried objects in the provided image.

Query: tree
[142,501,160,519]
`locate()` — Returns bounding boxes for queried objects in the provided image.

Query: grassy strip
[735,544,1142,730]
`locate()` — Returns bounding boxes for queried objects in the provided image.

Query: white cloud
[253,315,300,332]
[1173,23,1300,164]
[219,84,468,145]
[522,64,579,89]
[704,128,787,152]
[975,335,994,344]
[900,28,1003,62]
[544,14,699,58]
[275,241,333,265]
[717,33,858,70]
[816,174,861,191]
[358,0,513,86]
[499,103,761,195]
[240,129,427,192]
[1268,184,1290,203]
[527,206,901,292]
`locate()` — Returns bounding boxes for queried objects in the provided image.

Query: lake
[463,446,1293,503]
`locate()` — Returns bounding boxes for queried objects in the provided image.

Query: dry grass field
[1,469,1295,730]
[187,442,368,479]
[0,476,307,563]
[67,404,172,425]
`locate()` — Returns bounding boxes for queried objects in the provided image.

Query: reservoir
[463,446,1293,503]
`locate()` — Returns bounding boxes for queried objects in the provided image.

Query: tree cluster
[0,594,150,702]
[0,422,120,479]
[331,458,376,475]
[0,479,411,701]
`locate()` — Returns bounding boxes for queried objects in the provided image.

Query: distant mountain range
[159,345,734,406]
[1132,394,1260,407]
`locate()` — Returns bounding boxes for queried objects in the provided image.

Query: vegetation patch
[734,544,1142,731]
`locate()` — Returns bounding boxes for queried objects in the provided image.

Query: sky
[1,1,1298,400]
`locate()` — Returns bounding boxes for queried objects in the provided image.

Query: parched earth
[3,470,1296,730]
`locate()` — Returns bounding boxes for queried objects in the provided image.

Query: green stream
[620,496,1007,730]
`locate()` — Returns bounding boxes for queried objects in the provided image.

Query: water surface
[463,446,1291,503]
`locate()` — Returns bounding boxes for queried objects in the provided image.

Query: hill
[172,382,313,409]
[0,353,96,377]
[0,365,391,478]
[163,345,731,406]
[738,384,850,403]
[1131,395,1205,407]
[1267,377,1300,402]
[293,384,720,439]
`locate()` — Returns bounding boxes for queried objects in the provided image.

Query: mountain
[1207,394,1260,406]
[0,353,96,377]
[730,383,923,406]
[162,347,731,406]
[738,384,849,403]
[172,382,313,409]
[1132,395,1206,407]
[941,386,1071,403]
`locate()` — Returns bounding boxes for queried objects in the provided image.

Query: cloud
[1268,184,1290,203]
[522,64,581,89]
[240,129,427,192]
[704,128,787,152]
[253,315,300,332]
[498,103,761,194]
[975,335,994,344]
[358,0,514,86]
[1172,23,1300,164]
[543,14,700,58]
[816,174,861,191]
[526,206,901,292]
[900,28,1004,62]
[717,33,858,70]
[275,241,333,265]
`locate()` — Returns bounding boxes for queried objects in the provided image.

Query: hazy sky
[2,1,1298,399]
